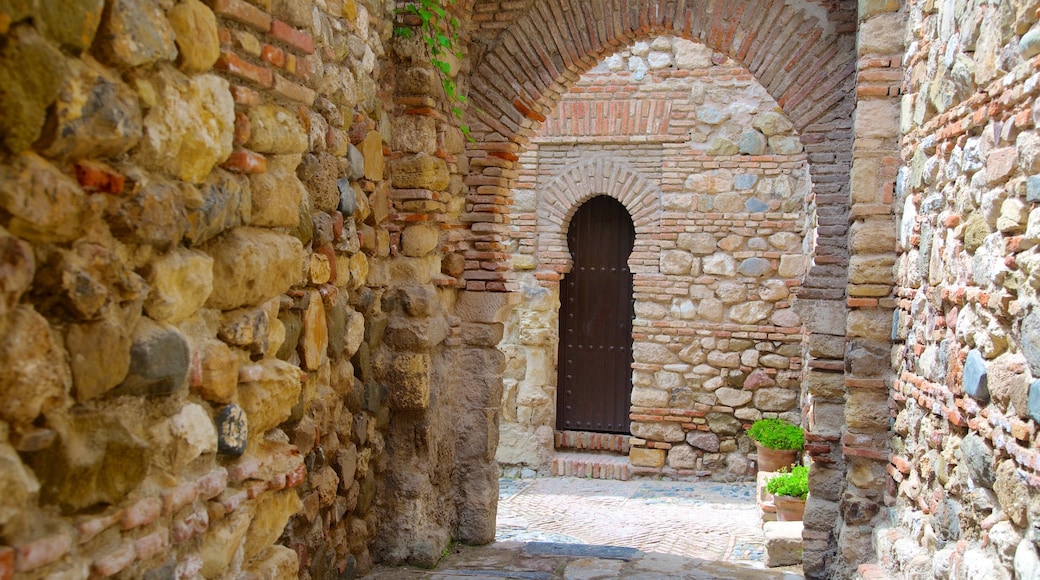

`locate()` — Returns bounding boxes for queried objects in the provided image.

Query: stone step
[550,452,632,481]
[554,430,630,454]
[763,520,803,568]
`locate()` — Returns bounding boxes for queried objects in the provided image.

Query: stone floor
[366,476,804,579]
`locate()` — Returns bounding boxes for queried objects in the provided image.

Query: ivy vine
[394,0,470,136]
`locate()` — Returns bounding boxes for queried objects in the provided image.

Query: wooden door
[557,196,635,434]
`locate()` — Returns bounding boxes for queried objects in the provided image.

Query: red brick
[210,0,271,31]
[230,84,260,106]
[261,43,285,68]
[215,50,273,87]
[0,547,12,580]
[273,73,316,106]
[222,148,267,173]
[74,160,125,194]
[270,19,315,54]
[233,111,251,146]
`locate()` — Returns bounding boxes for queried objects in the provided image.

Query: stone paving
[366,477,804,579]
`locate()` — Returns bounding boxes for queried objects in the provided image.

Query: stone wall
[496,36,813,480]
[0,0,495,576]
[875,0,1040,577]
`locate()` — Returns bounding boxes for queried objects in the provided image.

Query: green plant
[747,418,804,451]
[394,0,469,135]
[766,465,809,500]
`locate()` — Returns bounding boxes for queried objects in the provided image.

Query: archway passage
[557,195,635,434]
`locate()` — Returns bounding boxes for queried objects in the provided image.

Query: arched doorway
[557,195,635,434]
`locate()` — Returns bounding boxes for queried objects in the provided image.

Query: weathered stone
[167,0,220,72]
[170,402,218,464]
[138,70,234,183]
[375,351,430,411]
[0,438,39,528]
[0,152,87,243]
[244,490,301,562]
[1021,311,1040,379]
[994,460,1029,527]
[737,257,772,278]
[401,224,439,257]
[678,232,717,254]
[716,387,753,407]
[31,405,149,512]
[245,104,307,154]
[631,421,685,442]
[674,41,713,68]
[730,301,770,324]
[35,0,104,51]
[297,153,340,214]
[215,404,247,456]
[249,154,305,227]
[96,0,176,67]
[0,25,67,153]
[104,169,188,247]
[32,241,147,320]
[735,131,768,155]
[961,349,990,404]
[238,359,303,433]
[703,253,736,276]
[204,227,304,311]
[707,137,738,156]
[660,250,693,275]
[686,432,720,452]
[0,226,34,320]
[0,306,70,425]
[667,444,698,469]
[361,130,385,181]
[390,153,450,190]
[960,433,996,489]
[185,169,252,246]
[753,388,799,412]
[706,412,742,435]
[300,289,329,370]
[218,306,269,355]
[144,248,213,323]
[111,318,190,397]
[629,447,665,468]
[768,136,803,155]
[194,339,238,403]
[753,112,794,136]
[201,509,251,577]
[66,318,132,401]
[37,55,141,160]
[764,521,804,567]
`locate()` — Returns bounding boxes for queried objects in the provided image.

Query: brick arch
[536,157,660,274]
[463,0,855,142]
[458,0,856,299]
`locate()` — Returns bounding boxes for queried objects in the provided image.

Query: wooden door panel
[557,196,634,434]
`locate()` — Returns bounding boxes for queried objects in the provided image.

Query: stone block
[238,359,303,433]
[97,0,176,67]
[764,521,803,567]
[375,351,431,411]
[390,153,450,190]
[300,289,329,370]
[66,318,132,402]
[30,406,149,512]
[0,25,68,153]
[144,248,214,323]
[168,0,220,72]
[216,403,247,456]
[0,152,87,244]
[186,169,252,246]
[248,154,307,227]
[138,70,234,183]
[204,227,305,311]
[194,339,238,403]
[629,447,665,468]
[37,55,141,161]
[962,349,990,404]
[111,318,190,397]
[361,130,384,181]
[753,111,793,136]
[402,224,440,257]
[246,104,308,154]
[0,305,70,426]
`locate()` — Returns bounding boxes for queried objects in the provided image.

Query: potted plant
[747,418,804,472]
[766,465,809,521]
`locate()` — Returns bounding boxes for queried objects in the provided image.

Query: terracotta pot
[755,442,798,473]
[774,494,806,521]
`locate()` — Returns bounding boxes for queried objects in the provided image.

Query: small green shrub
[766,465,809,500]
[747,418,804,450]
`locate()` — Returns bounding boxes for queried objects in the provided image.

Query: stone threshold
[550,451,632,481]
[554,430,630,454]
